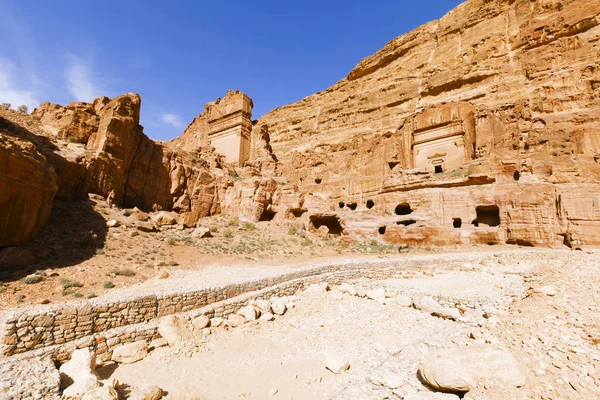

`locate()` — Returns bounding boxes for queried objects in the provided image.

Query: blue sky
[0,0,463,141]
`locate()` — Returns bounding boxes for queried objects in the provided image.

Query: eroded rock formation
[3,0,600,250]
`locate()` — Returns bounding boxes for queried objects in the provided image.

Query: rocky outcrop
[252,0,600,248]
[0,118,57,247]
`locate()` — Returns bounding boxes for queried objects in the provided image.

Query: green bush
[227,216,240,227]
[22,275,43,284]
[167,237,176,246]
[17,104,28,114]
[243,222,256,230]
[112,268,135,277]
[103,281,115,289]
[223,229,234,239]
[60,278,83,289]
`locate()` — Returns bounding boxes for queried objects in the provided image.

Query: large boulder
[81,385,119,400]
[0,129,57,247]
[59,348,100,397]
[157,315,193,346]
[0,247,35,268]
[418,346,526,393]
[128,384,164,400]
[111,340,148,364]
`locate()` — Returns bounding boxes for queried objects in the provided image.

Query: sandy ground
[90,249,600,400]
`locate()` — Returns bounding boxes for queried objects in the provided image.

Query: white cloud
[160,113,184,128]
[0,59,41,110]
[65,55,101,102]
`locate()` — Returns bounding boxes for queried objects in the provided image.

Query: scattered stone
[38,298,50,305]
[269,388,279,396]
[158,315,193,346]
[192,315,210,330]
[237,304,259,321]
[395,294,413,307]
[210,317,224,327]
[59,348,99,397]
[149,338,168,349]
[413,295,443,314]
[82,385,119,400]
[0,247,35,268]
[306,282,330,293]
[323,352,350,374]
[432,307,461,321]
[135,221,156,232]
[418,346,526,393]
[227,314,246,327]
[111,340,148,364]
[128,384,165,400]
[338,283,357,296]
[260,312,275,321]
[252,299,272,314]
[272,301,287,316]
[151,211,178,226]
[191,227,213,238]
[106,219,120,228]
[159,271,169,279]
[532,286,556,296]
[365,288,386,301]
[404,393,460,400]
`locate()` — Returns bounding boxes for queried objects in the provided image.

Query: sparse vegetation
[223,229,234,239]
[167,237,177,246]
[112,268,136,277]
[227,216,240,227]
[17,104,28,114]
[168,260,179,266]
[0,283,6,293]
[60,278,83,289]
[103,281,115,289]
[22,275,43,285]
[87,293,98,299]
[95,248,104,255]
[243,222,256,230]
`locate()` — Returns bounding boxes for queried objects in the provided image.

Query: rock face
[0,117,57,247]
[255,0,600,248]
[3,0,600,250]
[418,346,526,393]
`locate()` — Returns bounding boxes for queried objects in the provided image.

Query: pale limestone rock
[111,341,148,364]
[533,286,556,296]
[59,348,99,397]
[338,283,357,296]
[404,393,460,400]
[418,346,526,393]
[395,294,413,307]
[158,315,193,346]
[81,385,119,400]
[323,352,350,374]
[128,384,164,400]
[210,317,224,327]
[151,211,178,226]
[149,338,168,349]
[306,282,330,293]
[192,315,210,330]
[365,288,386,301]
[106,219,120,228]
[191,227,212,238]
[260,312,275,321]
[237,304,259,321]
[227,314,246,327]
[413,296,443,314]
[272,301,287,316]
[432,307,461,321]
[252,299,272,314]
